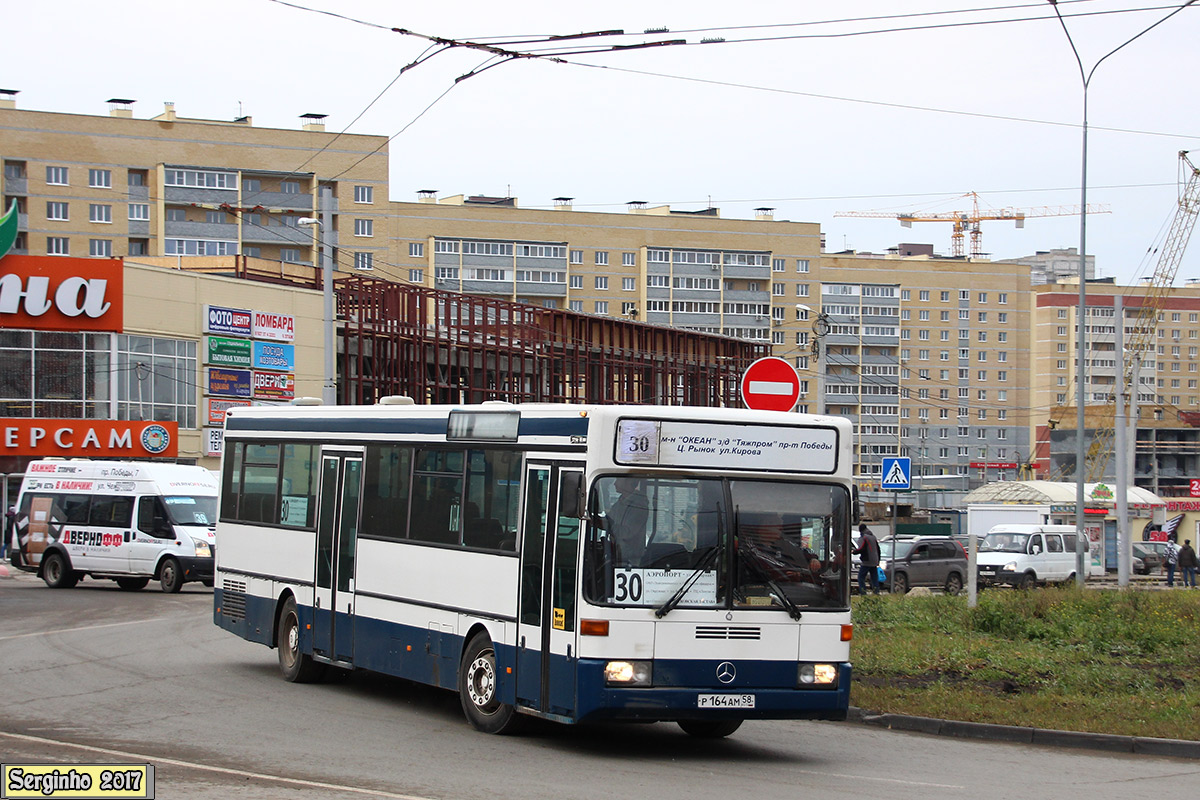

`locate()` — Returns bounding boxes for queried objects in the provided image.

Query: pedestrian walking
[853,523,881,595]
[1164,533,1180,587]
[1178,538,1198,588]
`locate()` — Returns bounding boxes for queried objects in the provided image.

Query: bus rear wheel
[277,597,325,683]
[42,552,78,589]
[459,634,521,734]
[117,577,150,591]
[678,719,743,738]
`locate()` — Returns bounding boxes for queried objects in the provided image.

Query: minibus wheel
[117,577,150,591]
[277,597,325,683]
[42,552,78,589]
[158,557,183,593]
[459,633,521,734]
[678,719,743,738]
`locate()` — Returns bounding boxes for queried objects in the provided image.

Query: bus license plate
[698,694,755,709]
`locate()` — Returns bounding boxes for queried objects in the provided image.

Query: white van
[10,460,218,592]
[976,524,1080,588]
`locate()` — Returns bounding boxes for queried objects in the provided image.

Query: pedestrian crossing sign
[881,457,912,491]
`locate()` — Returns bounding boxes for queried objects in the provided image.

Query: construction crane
[1083,151,1200,481]
[835,192,1110,258]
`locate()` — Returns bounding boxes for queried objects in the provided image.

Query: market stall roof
[963,480,1165,507]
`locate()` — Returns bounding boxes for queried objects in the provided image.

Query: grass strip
[849,587,1200,741]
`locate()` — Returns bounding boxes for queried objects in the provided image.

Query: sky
[10,1,1200,284]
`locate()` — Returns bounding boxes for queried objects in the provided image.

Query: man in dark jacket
[1178,538,1198,588]
[853,523,881,595]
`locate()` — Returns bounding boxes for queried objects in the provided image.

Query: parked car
[1134,541,1167,574]
[976,524,1079,588]
[880,536,969,595]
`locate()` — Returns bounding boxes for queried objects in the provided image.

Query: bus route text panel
[615,420,838,474]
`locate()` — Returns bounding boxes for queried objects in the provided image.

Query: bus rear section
[11,460,218,592]
[213,403,854,737]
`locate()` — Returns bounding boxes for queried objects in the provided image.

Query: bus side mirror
[560,472,584,519]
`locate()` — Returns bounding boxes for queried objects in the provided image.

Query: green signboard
[206,335,252,368]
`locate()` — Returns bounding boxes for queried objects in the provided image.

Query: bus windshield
[983,533,1031,553]
[584,475,849,611]
[163,495,218,526]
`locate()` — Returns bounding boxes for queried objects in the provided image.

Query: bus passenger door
[516,463,583,718]
[313,450,364,665]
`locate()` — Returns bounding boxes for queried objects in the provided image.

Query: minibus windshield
[163,495,218,526]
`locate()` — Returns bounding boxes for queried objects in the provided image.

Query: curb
[852,709,1200,760]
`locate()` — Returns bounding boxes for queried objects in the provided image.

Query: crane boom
[835,192,1110,257]
[1085,151,1200,480]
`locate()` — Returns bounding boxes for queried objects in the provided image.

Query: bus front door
[516,463,583,718]
[313,451,364,665]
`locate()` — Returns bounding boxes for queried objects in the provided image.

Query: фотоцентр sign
[204,305,252,337]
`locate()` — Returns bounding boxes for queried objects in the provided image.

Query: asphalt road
[1,569,1198,800]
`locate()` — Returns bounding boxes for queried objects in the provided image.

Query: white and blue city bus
[214,400,855,737]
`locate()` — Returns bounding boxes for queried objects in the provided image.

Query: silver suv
[881,536,969,595]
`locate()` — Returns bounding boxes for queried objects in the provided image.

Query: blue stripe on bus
[216,589,850,723]
[225,415,589,438]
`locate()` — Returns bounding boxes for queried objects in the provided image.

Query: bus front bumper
[573,660,852,724]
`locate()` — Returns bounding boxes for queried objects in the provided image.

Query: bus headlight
[1002,561,1018,572]
[194,541,211,557]
[797,663,839,687]
[604,660,652,686]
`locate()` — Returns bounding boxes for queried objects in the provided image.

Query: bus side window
[138,497,172,538]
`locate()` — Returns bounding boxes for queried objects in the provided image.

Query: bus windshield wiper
[740,546,803,620]
[655,546,721,619]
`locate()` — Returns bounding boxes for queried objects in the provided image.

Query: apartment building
[0,95,389,269]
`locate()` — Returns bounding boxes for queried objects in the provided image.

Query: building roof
[963,480,1164,507]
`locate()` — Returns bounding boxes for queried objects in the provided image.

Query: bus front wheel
[159,558,183,593]
[277,597,325,683]
[459,634,521,734]
[678,719,743,738]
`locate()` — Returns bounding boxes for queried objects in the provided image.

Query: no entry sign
[740,357,801,412]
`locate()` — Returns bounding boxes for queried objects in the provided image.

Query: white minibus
[10,459,218,592]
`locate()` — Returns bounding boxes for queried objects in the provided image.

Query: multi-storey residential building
[0,96,388,268]
[1000,247,1095,285]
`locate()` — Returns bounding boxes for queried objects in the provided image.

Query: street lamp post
[1048,0,1196,588]
[298,184,336,405]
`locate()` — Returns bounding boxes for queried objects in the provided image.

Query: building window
[164,239,236,256]
[773,283,785,296]
[88,239,112,257]
[595,276,608,290]
[280,248,301,263]
[978,292,987,303]
[46,201,68,221]
[353,252,374,271]
[88,169,112,189]
[46,237,69,256]
[409,242,424,258]
[623,252,637,267]
[796,259,809,273]
[242,178,261,193]
[128,203,149,221]
[165,169,237,189]
[111,335,199,427]
[280,180,301,194]
[354,219,373,237]
[773,258,785,272]
[797,284,810,297]
[595,251,609,266]
[46,166,68,185]
[89,204,112,224]
[354,185,374,204]
[569,250,583,264]
[569,275,583,289]
[242,246,260,258]
[594,301,609,314]
[569,300,583,313]
[166,208,187,222]
[206,210,227,224]
[919,290,930,301]
[622,302,638,316]
[623,277,636,291]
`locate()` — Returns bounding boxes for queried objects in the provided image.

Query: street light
[297,186,336,404]
[1049,0,1196,587]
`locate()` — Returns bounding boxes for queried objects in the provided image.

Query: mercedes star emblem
[716,661,736,684]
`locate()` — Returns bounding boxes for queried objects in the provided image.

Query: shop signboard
[252,311,295,342]
[252,341,295,371]
[204,427,224,457]
[253,371,295,401]
[206,336,252,368]
[207,397,252,425]
[0,418,177,458]
[0,255,124,332]
[207,367,252,398]
[204,305,252,337]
